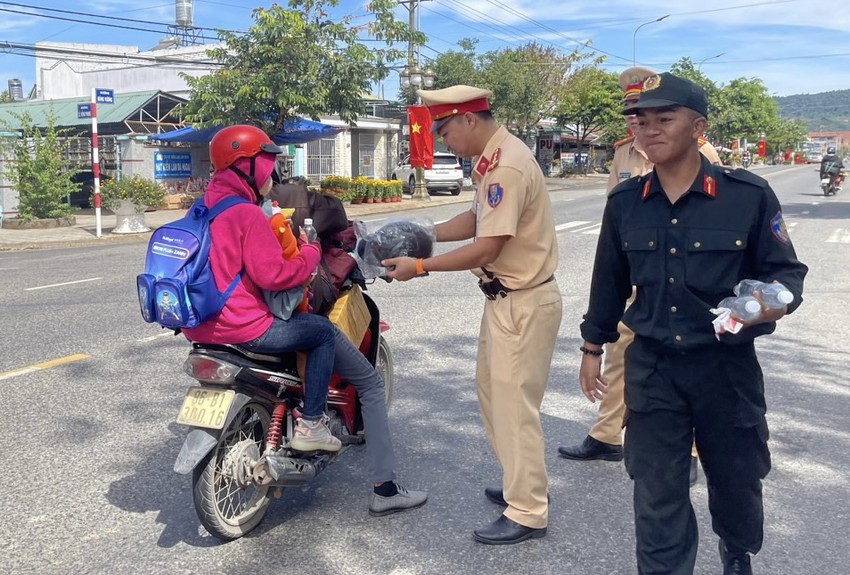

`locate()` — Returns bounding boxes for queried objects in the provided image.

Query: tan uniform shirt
[607,136,722,193]
[470,127,559,290]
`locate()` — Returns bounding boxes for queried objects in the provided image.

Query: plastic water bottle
[717,296,762,322]
[302,218,317,243]
[733,279,793,309]
[302,218,318,278]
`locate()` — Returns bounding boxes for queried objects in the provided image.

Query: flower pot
[111,199,149,233]
[351,197,363,204]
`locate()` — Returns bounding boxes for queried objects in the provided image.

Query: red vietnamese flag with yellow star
[407,106,434,169]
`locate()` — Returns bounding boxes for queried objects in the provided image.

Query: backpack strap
[196,195,252,308]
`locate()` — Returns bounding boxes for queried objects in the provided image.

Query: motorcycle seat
[191,343,299,374]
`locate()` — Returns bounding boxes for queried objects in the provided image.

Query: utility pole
[398,0,432,200]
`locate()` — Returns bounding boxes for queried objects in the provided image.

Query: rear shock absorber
[265,403,287,451]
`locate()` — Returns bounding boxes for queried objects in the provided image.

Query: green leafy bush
[96,175,166,210]
[0,111,77,221]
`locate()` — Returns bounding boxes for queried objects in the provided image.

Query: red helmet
[209,125,282,171]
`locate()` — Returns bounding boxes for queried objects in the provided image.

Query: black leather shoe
[473,515,546,545]
[719,539,753,575]
[689,456,699,487]
[484,487,549,506]
[558,435,623,461]
[484,486,506,506]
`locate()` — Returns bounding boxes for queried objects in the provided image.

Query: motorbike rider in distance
[820,146,844,190]
[184,124,428,516]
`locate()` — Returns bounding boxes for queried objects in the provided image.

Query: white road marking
[826,229,850,243]
[138,332,176,342]
[25,277,102,291]
[580,224,602,235]
[555,221,590,232]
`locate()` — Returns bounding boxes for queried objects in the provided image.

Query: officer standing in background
[559,67,722,487]
[578,72,807,574]
[383,85,562,546]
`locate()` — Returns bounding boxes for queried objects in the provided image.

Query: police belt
[478,274,555,300]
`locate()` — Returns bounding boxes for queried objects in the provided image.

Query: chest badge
[487,183,503,208]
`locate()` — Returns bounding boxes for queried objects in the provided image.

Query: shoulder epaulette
[697,136,709,147]
[613,135,635,150]
[718,166,769,188]
[608,173,644,197]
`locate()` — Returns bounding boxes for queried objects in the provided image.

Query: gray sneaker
[368,483,428,517]
[290,418,342,452]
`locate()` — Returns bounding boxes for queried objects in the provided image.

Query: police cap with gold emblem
[622,72,709,118]
[618,66,656,102]
[416,85,493,133]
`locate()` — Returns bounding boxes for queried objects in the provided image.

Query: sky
[1,0,849,102]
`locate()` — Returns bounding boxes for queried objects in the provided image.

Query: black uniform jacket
[580,156,808,350]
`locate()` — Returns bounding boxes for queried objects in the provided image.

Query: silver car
[392,152,464,195]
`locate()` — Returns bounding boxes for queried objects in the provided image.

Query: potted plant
[96,175,167,233]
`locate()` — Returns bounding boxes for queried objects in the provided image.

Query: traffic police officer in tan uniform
[559,67,721,486]
[383,85,562,545]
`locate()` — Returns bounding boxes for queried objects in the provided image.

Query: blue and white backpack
[136,196,249,329]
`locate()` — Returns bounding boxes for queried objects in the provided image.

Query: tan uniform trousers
[476,280,562,529]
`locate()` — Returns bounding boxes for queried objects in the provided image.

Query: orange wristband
[415,258,427,276]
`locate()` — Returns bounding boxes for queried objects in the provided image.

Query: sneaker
[290,417,342,452]
[368,483,428,517]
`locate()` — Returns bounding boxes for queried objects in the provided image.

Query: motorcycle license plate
[176,387,235,429]
[822,178,831,184]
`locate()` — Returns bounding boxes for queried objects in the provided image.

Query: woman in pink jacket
[182,124,339,452]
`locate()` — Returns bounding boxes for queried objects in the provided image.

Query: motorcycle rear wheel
[192,402,273,541]
[377,335,394,409]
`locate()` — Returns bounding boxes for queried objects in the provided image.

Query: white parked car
[391,152,463,195]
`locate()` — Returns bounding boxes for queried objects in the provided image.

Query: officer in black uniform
[577,72,808,575]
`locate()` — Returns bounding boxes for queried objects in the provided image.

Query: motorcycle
[742,155,751,169]
[820,171,844,197]
[172,291,393,541]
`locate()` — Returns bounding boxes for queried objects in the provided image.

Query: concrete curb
[0,175,607,251]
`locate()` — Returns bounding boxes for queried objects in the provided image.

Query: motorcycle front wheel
[192,402,272,541]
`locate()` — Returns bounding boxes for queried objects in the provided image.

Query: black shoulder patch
[719,166,769,189]
[608,174,644,198]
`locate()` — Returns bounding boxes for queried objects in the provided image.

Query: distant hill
[775,89,850,132]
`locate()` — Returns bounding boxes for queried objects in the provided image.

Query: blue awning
[150,118,345,145]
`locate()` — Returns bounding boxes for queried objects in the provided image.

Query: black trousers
[623,336,771,575]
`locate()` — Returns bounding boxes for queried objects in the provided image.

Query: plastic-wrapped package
[354,217,436,278]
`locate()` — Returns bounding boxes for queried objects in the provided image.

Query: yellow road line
[0,354,91,381]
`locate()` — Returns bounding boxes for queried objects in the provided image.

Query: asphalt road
[1,165,848,574]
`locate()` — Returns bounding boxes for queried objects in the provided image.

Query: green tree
[431,38,481,91]
[714,78,779,150]
[480,43,584,141]
[182,0,424,132]
[0,90,12,104]
[0,111,77,220]
[764,118,807,158]
[553,67,622,173]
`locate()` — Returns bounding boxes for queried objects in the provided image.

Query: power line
[1,40,223,68]
[0,1,244,34]
[0,5,221,42]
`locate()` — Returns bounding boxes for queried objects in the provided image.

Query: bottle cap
[777,290,793,304]
[304,218,313,226]
[743,298,761,313]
